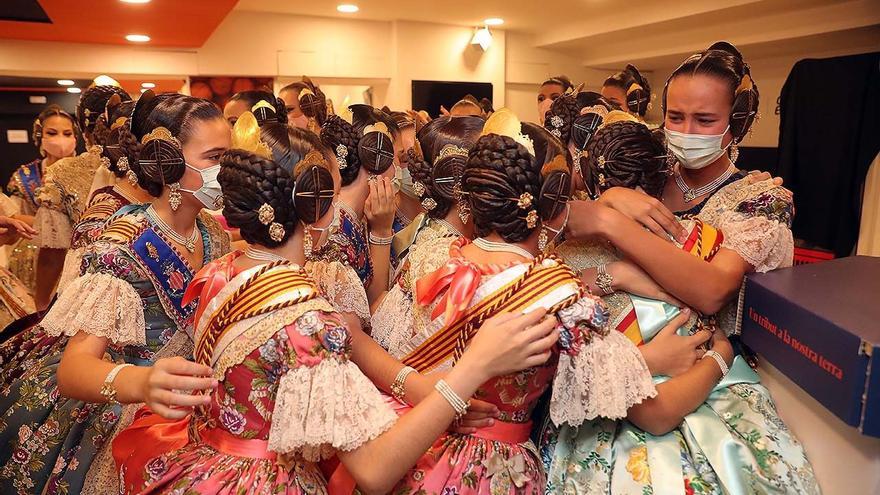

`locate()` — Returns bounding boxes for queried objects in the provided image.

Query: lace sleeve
[41,271,145,344]
[717,212,794,273]
[308,260,370,328]
[33,206,72,249]
[268,310,397,460]
[550,294,656,425]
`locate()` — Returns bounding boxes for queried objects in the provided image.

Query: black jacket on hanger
[777,52,880,257]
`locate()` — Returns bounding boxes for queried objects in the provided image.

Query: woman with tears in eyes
[0,91,231,495]
[551,42,818,495]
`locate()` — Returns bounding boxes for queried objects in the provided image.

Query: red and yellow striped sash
[403,255,581,374]
[194,263,319,366]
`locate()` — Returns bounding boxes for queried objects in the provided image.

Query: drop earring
[538,226,549,252]
[729,143,739,165]
[169,182,182,211]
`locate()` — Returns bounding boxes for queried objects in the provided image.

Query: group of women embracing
[0,40,819,494]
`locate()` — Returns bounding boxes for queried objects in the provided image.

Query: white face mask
[181,163,224,210]
[395,164,415,198]
[664,126,731,170]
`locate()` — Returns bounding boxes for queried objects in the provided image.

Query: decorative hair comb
[480,108,535,156]
[141,127,181,149]
[110,117,128,130]
[293,150,328,177]
[597,110,640,130]
[251,100,277,124]
[363,121,392,140]
[435,144,468,165]
[231,111,272,159]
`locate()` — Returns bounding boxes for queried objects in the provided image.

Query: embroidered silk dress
[5,158,45,292]
[0,186,137,390]
[542,178,819,495]
[383,238,655,494]
[0,204,228,495]
[308,202,373,288]
[113,254,396,494]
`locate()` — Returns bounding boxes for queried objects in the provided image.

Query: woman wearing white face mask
[0,91,232,494]
[3,105,78,297]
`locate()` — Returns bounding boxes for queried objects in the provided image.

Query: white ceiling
[237,0,880,69]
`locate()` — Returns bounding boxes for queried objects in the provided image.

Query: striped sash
[194,262,319,366]
[403,255,581,373]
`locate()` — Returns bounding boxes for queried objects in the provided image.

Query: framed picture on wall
[189,76,274,108]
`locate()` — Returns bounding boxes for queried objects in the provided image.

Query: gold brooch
[258,203,275,225]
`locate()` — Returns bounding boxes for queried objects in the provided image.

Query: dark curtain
[777,52,880,257]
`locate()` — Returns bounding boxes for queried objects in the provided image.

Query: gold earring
[127,170,138,186]
[169,182,182,211]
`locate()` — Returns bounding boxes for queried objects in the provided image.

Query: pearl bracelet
[368,232,393,245]
[434,379,470,418]
[100,363,133,404]
[391,366,417,404]
[702,350,729,377]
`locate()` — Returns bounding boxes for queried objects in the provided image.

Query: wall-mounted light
[471,26,493,51]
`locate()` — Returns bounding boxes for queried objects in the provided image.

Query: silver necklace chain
[473,237,535,259]
[675,165,736,203]
[244,246,289,264]
[145,205,198,253]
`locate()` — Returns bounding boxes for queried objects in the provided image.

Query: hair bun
[136,138,186,195]
[292,165,334,225]
[357,129,395,175]
[538,170,571,221]
[708,41,744,62]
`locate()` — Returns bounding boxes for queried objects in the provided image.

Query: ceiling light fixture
[120,0,151,3]
[471,26,493,51]
[337,4,359,13]
[141,82,156,88]
[484,18,504,26]
[57,79,74,86]
[67,87,82,94]
[125,34,151,43]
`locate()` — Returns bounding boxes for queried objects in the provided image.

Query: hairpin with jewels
[257,203,285,243]
[435,144,469,165]
[480,108,535,157]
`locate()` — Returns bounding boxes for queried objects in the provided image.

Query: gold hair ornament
[141,127,181,149]
[231,111,272,159]
[480,108,535,157]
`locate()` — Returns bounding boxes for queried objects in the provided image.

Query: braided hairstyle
[463,119,570,242]
[603,64,651,117]
[320,114,361,185]
[584,113,668,199]
[118,91,223,197]
[75,85,131,138]
[32,104,78,151]
[100,98,137,177]
[410,116,485,219]
[664,41,759,142]
[220,125,334,247]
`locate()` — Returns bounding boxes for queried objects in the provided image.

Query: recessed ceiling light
[484,18,504,26]
[141,82,156,88]
[120,0,151,3]
[337,4,359,13]
[67,87,82,94]
[57,79,74,86]
[125,34,151,43]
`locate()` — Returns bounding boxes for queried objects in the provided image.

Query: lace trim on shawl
[308,260,370,329]
[33,206,72,249]
[36,149,103,224]
[370,284,412,355]
[268,357,397,461]
[551,329,656,425]
[41,272,146,345]
[197,210,232,260]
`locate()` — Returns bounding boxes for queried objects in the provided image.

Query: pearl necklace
[145,205,198,253]
[473,237,535,260]
[675,165,736,203]
[244,246,289,264]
